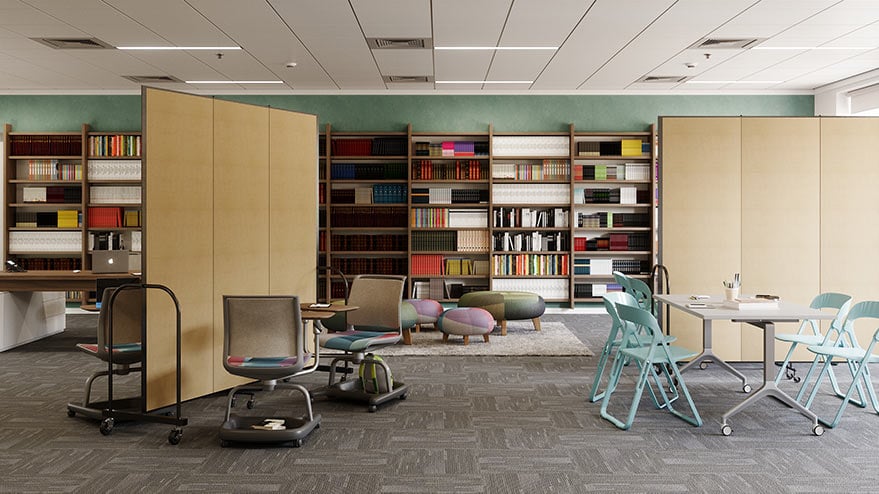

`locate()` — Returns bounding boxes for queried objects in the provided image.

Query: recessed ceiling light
[285,62,298,68]
[434,46,557,51]
[435,80,533,84]
[686,80,782,84]
[117,46,242,50]
[184,80,284,84]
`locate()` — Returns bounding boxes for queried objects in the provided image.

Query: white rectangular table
[654,293,834,436]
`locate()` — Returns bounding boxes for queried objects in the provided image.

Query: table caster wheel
[699,362,709,370]
[721,424,732,436]
[793,376,801,384]
[100,418,114,436]
[742,384,752,393]
[168,429,183,445]
[813,424,825,436]
[220,439,230,448]
[67,409,76,417]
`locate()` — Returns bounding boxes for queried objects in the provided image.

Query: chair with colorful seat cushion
[600,303,702,430]
[319,274,410,412]
[797,300,879,429]
[218,295,320,447]
[67,285,144,424]
[773,292,851,385]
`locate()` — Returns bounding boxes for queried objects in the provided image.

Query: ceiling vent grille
[31,37,114,49]
[689,38,764,50]
[383,75,434,83]
[123,75,183,84]
[367,37,433,49]
[636,75,690,83]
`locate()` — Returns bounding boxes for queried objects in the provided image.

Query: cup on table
[724,286,740,301]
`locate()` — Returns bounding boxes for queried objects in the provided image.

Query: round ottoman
[457,291,545,336]
[400,299,443,345]
[436,307,494,345]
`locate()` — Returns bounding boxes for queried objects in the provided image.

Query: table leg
[720,321,821,436]
[679,319,750,392]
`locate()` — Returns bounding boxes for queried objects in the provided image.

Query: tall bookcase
[318,123,656,306]
[2,123,142,304]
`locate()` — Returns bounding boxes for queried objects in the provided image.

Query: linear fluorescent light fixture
[184,80,283,84]
[686,80,782,84]
[436,80,533,84]
[435,46,557,51]
[752,46,871,51]
[118,46,241,50]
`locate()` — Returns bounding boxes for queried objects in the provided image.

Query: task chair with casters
[589,292,677,405]
[773,292,851,385]
[67,285,144,427]
[318,274,410,412]
[219,295,321,447]
[600,303,702,430]
[798,300,879,429]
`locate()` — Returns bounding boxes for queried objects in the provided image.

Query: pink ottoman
[436,307,494,345]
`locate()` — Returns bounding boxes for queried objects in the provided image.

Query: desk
[0,270,139,292]
[655,294,833,436]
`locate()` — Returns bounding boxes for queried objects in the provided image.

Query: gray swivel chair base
[218,381,321,448]
[324,379,410,412]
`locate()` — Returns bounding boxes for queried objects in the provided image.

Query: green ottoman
[457,291,545,336]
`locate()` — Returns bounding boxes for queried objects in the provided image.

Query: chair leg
[532,317,541,331]
[402,327,412,345]
[500,320,507,336]
[442,333,449,343]
[588,341,615,403]
[462,335,470,345]
[483,334,490,343]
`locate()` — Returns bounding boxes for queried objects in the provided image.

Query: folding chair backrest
[615,302,662,346]
[346,275,406,332]
[603,291,638,340]
[223,296,303,360]
[808,292,852,341]
[626,277,655,315]
[612,271,631,292]
[843,301,879,347]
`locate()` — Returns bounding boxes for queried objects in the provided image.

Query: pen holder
[724,286,740,301]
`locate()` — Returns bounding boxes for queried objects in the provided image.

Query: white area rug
[378,321,592,357]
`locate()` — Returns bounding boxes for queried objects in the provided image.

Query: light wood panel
[741,118,820,361]
[212,99,271,391]
[821,117,879,346]
[144,88,214,410]
[660,117,742,358]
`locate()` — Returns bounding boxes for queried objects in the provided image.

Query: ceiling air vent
[31,37,114,49]
[382,75,434,83]
[636,75,690,83]
[367,37,433,49]
[122,75,183,84]
[689,38,765,50]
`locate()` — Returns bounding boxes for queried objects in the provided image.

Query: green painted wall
[1,94,813,133]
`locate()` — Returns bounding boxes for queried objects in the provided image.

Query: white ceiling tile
[351,0,431,38]
[373,50,433,76]
[709,0,838,38]
[486,51,554,81]
[103,0,236,45]
[434,51,494,81]
[432,0,511,46]
[500,0,589,45]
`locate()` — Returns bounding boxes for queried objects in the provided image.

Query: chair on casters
[797,301,879,429]
[319,274,410,412]
[773,292,851,385]
[600,303,702,430]
[219,295,321,448]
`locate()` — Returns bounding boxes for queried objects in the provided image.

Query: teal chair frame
[798,300,879,429]
[773,293,851,388]
[599,303,702,430]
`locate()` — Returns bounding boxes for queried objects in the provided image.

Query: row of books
[493,231,568,252]
[88,135,141,157]
[9,135,81,156]
[87,206,124,228]
[492,277,569,300]
[8,231,81,253]
[492,136,570,157]
[576,212,650,228]
[572,258,648,275]
[492,183,569,205]
[88,231,125,251]
[330,185,407,204]
[89,185,141,204]
[411,160,487,180]
[574,163,650,181]
[411,187,488,204]
[492,160,570,181]
[330,163,407,180]
[492,254,570,276]
[332,257,407,276]
[576,139,644,157]
[574,283,623,298]
[87,160,141,181]
[329,206,407,227]
[413,141,489,157]
[8,256,82,271]
[411,230,457,251]
[493,207,569,228]
[572,233,650,252]
[21,186,81,204]
[411,254,444,275]
[330,233,407,252]
[411,208,488,228]
[331,137,408,156]
[575,186,645,204]
[18,160,82,181]
[15,210,80,228]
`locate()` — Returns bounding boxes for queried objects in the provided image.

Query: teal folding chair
[599,303,702,430]
[798,300,879,429]
[612,270,631,293]
[773,292,851,385]
[589,292,676,405]
[627,276,657,317]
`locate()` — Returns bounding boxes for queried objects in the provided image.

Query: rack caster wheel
[400,391,409,400]
[168,429,183,445]
[742,384,752,393]
[813,424,825,436]
[368,405,377,413]
[100,418,114,436]
[220,440,230,448]
[699,362,709,370]
[67,409,76,417]
[721,424,732,436]
[289,439,303,448]
[246,400,255,409]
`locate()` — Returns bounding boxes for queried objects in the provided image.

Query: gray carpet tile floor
[1,313,879,493]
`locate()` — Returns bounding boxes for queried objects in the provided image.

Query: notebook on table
[92,250,130,274]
